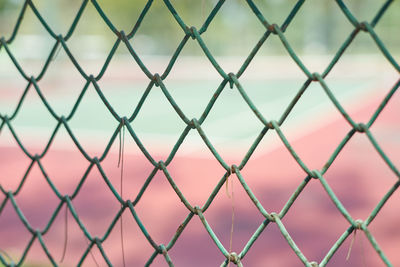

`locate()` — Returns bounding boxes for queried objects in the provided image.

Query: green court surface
[1,54,395,157]
[0,75,380,156]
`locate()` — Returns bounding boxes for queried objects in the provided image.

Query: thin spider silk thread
[346,228,357,261]
[85,238,100,267]
[61,202,99,267]
[88,240,100,267]
[58,125,125,267]
[60,204,68,262]
[118,125,126,267]
[346,227,368,266]
[226,175,235,267]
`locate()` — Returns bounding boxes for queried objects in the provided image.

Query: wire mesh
[1,0,399,266]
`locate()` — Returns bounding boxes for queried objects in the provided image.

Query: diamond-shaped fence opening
[1,0,399,266]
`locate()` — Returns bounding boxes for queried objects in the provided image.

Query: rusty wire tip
[268,212,278,222]
[228,252,239,264]
[193,206,201,215]
[310,170,320,179]
[311,72,321,81]
[267,23,278,34]
[230,165,237,174]
[117,30,125,39]
[358,21,368,32]
[355,219,363,229]
[190,26,198,37]
[355,123,367,133]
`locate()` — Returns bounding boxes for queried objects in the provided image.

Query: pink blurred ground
[1,89,400,267]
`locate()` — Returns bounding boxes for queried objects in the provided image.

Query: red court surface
[1,88,399,266]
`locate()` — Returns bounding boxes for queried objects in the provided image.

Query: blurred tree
[0,0,399,55]
[0,0,6,10]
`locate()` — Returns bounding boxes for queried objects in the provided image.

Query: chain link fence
[1,0,399,266]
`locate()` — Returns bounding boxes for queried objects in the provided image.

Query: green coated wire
[0,0,398,266]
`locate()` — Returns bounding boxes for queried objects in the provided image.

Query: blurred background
[0,0,399,266]
[1,0,400,57]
